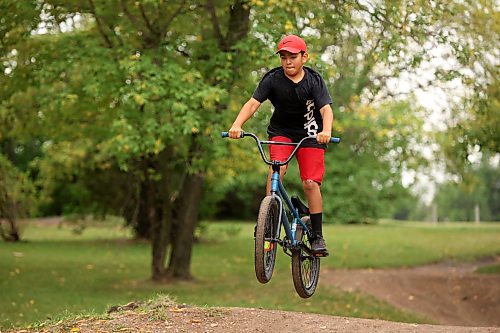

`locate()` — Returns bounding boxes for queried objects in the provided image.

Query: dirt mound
[322,257,500,327]
[9,303,499,333]
[8,258,500,332]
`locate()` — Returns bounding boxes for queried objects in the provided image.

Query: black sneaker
[310,236,329,257]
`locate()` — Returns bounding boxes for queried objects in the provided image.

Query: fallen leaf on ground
[169,307,185,313]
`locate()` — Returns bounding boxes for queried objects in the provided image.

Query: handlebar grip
[221,131,245,138]
[330,137,341,143]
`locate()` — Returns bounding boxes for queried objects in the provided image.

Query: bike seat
[291,195,310,216]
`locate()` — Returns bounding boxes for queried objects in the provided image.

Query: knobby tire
[255,196,279,284]
[291,216,320,298]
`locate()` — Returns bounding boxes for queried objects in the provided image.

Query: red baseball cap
[276,35,307,54]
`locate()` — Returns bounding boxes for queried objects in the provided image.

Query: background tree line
[1,0,498,280]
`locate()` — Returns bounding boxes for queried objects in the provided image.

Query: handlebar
[221,131,340,166]
[221,132,341,144]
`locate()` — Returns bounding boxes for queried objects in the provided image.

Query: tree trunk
[151,207,170,280]
[0,199,21,242]
[167,172,205,279]
[0,219,21,242]
[150,179,172,280]
[138,154,174,281]
[6,217,21,241]
[134,181,152,239]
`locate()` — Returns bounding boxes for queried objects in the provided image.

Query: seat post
[270,162,281,194]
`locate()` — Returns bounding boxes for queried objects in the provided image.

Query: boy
[228,34,333,255]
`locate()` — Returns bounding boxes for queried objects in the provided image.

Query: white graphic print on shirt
[304,100,319,136]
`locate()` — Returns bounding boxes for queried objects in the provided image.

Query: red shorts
[269,136,325,185]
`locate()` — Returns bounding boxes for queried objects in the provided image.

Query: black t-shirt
[252,66,332,148]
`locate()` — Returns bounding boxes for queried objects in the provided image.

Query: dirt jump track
[9,302,498,333]
[8,257,499,333]
[322,257,500,327]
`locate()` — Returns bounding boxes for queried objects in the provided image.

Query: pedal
[291,195,310,216]
[313,251,329,258]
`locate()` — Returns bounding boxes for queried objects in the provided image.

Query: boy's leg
[303,180,322,213]
[302,180,323,234]
[297,148,328,255]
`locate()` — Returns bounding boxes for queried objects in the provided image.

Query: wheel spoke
[292,217,320,298]
[301,254,311,286]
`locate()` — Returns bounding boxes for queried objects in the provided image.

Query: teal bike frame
[222,131,340,254]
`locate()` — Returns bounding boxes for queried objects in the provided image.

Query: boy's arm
[228,97,262,139]
[317,104,333,144]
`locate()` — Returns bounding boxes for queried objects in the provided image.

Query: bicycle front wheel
[291,216,320,298]
[254,196,280,284]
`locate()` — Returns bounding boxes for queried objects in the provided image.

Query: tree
[0,154,36,241]
[439,0,499,165]
[434,155,500,222]
[2,0,493,282]
[0,0,254,280]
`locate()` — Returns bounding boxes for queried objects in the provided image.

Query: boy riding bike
[227,34,334,256]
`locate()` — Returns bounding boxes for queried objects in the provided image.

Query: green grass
[475,264,500,274]
[328,220,500,269]
[1,219,499,329]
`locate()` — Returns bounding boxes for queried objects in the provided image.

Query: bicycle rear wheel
[291,217,320,298]
[255,196,280,284]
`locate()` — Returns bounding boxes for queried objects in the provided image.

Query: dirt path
[9,304,499,333]
[321,256,500,327]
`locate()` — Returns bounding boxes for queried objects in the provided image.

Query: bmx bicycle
[222,131,340,298]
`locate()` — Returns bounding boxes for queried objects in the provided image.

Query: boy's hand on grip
[316,130,331,144]
[228,125,243,139]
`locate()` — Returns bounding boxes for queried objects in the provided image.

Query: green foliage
[326,101,428,223]
[0,154,36,240]
[96,51,225,170]
[0,154,36,216]
[434,155,500,222]
[1,1,498,235]
[202,134,268,219]
[0,1,40,57]
[1,1,231,222]
[436,0,500,170]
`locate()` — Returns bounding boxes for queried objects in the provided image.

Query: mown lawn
[1,219,499,329]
